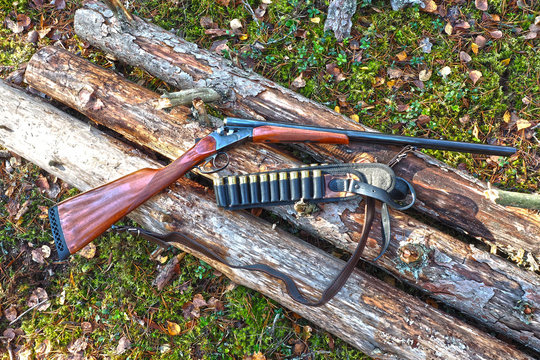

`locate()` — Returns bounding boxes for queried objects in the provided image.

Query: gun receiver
[50,118,516,259]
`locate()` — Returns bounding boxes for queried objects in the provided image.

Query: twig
[9,299,50,325]
[242,0,260,26]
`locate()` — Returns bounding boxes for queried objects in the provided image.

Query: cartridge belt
[124,163,415,307]
[214,163,415,211]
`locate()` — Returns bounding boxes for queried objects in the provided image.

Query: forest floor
[1,0,538,359]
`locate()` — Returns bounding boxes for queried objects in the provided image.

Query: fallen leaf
[516,119,532,131]
[475,0,488,11]
[500,58,511,66]
[27,287,50,311]
[490,30,503,39]
[469,70,482,84]
[67,337,87,354]
[200,16,215,29]
[475,35,487,48]
[5,19,24,34]
[326,63,346,82]
[419,69,432,81]
[216,0,230,5]
[3,328,16,341]
[4,304,17,322]
[417,114,431,126]
[16,14,31,28]
[472,124,479,138]
[37,27,52,39]
[440,66,451,79]
[35,340,51,359]
[36,174,50,193]
[387,68,403,79]
[444,22,453,35]
[397,104,410,112]
[78,242,96,259]
[422,0,437,13]
[350,114,360,122]
[192,294,207,309]
[459,51,472,63]
[524,32,537,40]
[115,336,131,355]
[252,351,266,360]
[167,321,181,335]
[207,297,225,311]
[293,341,306,355]
[471,42,479,55]
[459,114,471,125]
[239,33,248,40]
[372,76,385,87]
[454,21,471,31]
[182,302,199,319]
[310,17,320,24]
[32,249,45,264]
[522,96,531,105]
[291,73,306,89]
[503,111,511,123]
[334,106,340,113]
[230,19,242,31]
[396,51,407,61]
[53,0,66,10]
[302,325,312,340]
[81,321,93,334]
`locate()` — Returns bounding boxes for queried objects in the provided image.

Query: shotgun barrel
[224,118,517,156]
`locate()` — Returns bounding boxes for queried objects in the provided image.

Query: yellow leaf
[503,111,511,123]
[500,58,510,66]
[471,42,479,55]
[239,34,248,41]
[422,0,437,13]
[472,124,479,139]
[387,80,396,89]
[396,51,407,61]
[167,321,181,336]
[351,114,360,122]
[334,106,340,113]
[444,22,453,35]
[310,17,320,24]
[516,119,532,131]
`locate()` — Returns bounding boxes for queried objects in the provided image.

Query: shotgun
[49,118,516,260]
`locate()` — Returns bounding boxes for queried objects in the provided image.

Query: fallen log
[24,46,540,351]
[73,2,540,260]
[0,80,533,360]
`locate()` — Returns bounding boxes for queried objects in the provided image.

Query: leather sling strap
[114,197,375,307]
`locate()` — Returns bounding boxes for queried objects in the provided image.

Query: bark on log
[24,46,540,352]
[0,80,534,360]
[73,2,540,260]
[324,0,358,41]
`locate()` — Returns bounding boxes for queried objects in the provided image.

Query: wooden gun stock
[50,136,217,259]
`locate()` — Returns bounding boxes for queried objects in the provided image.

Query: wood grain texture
[73,2,539,260]
[55,136,216,254]
[24,48,540,352]
[252,126,349,144]
[0,80,533,360]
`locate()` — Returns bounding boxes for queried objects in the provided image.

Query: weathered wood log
[25,46,540,351]
[324,0,358,41]
[0,80,533,360]
[73,2,540,260]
